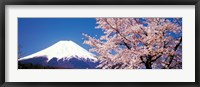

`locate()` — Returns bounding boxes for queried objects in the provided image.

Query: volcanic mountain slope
[18,40,99,69]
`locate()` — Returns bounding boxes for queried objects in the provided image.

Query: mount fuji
[18,40,99,69]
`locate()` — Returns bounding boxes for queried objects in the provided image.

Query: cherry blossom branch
[104,19,135,49]
[165,37,182,68]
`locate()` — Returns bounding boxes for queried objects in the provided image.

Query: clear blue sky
[18,18,103,58]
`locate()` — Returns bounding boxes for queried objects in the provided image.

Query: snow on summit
[18,40,97,62]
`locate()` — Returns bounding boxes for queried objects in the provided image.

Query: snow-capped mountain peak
[18,40,97,62]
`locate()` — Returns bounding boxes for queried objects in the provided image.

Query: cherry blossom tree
[83,18,182,69]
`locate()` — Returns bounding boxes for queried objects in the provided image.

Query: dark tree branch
[165,37,182,68]
[140,56,145,64]
[151,54,162,62]
[174,37,182,51]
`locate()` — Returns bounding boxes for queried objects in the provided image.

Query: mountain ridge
[19,40,97,61]
[18,40,99,69]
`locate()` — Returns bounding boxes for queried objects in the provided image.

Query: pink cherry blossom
[83,18,182,69]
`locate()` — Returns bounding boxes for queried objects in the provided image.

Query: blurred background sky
[18,18,103,58]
